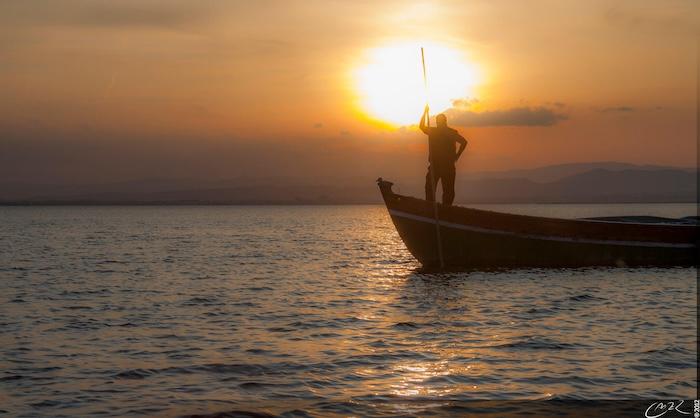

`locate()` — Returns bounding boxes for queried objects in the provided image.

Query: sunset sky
[0,0,697,185]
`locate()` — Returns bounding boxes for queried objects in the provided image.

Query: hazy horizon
[1,161,696,204]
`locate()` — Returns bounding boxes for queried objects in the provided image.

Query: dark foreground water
[0,205,697,417]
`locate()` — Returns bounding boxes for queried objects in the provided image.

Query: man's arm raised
[419,105,429,134]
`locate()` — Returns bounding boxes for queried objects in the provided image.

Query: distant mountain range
[1,162,696,204]
[465,161,690,183]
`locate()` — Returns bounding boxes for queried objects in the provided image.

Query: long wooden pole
[421,47,445,270]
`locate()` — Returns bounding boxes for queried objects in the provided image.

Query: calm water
[0,205,697,417]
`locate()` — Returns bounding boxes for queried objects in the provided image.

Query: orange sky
[0,0,697,184]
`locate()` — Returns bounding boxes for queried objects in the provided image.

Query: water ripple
[0,206,696,417]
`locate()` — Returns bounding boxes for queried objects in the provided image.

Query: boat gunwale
[391,192,697,229]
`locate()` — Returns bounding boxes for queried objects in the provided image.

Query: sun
[353,41,480,127]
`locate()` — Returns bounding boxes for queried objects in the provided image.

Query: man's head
[436,113,447,128]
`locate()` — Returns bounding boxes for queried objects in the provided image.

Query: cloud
[546,101,566,108]
[313,123,323,128]
[604,3,697,36]
[598,106,634,113]
[450,98,479,108]
[445,106,568,127]
[0,1,219,30]
[73,5,204,28]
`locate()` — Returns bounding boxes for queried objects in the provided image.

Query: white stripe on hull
[388,209,695,249]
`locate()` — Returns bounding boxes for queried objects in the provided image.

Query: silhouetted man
[419,105,467,205]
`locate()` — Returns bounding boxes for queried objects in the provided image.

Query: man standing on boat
[419,105,467,206]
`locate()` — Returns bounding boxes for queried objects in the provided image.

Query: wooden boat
[377,178,698,269]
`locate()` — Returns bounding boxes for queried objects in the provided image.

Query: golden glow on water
[352,41,480,127]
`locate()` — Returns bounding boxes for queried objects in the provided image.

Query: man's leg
[425,165,438,201]
[442,165,456,205]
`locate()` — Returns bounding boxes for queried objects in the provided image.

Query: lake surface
[0,205,696,417]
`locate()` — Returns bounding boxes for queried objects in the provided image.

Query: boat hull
[378,179,698,269]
